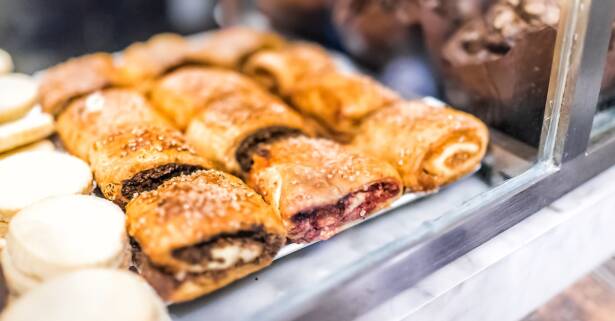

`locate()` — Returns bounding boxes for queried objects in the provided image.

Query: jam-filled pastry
[188,26,285,69]
[127,170,286,302]
[243,42,336,97]
[352,100,489,192]
[39,53,117,116]
[247,136,402,243]
[149,67,265,130]
[289,71,400,141]
[115,33,190,87]
[88,125,212,207]
[57,89,171,161]
[186,92,317,175]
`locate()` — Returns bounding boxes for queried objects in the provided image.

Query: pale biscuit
[0,74,38,123]
[1,249,39,296]
[0,140,54,161]
[0,269,171,321]
[0,49,12,74]
[6,195,126,282]
[0,151,92,220]
[0,109,54,153]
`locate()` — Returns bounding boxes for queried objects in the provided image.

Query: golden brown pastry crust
[351,100,489,191]
[243,42,336,96]
[186,92,317,175]
[115,33,190,88]
[188,26,286,69]
[289,71,400,140]
[149,67,265,130]
[39,53,117,116]
[89,125,213,207]
[247,136,402,242]
[127,170,286,302]
[57,89,171,161]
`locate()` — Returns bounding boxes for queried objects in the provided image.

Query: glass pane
[592,20,615,142]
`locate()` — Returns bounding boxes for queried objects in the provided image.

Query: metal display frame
[245,1,615,320]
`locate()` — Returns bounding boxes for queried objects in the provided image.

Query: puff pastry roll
[243,42,336,97]
[39,53,117,116]
[352,100,489,191]
[289,71,400,140]
[89,125,213,207]
[127,170,286,302]
[116,33,190,87]
[57,89,171,161]
[247,136,402,243]
[188,26,285,69]
[186,92,316,174]
[150,67,265,130]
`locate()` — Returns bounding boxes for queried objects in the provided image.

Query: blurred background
[0,0,436,98]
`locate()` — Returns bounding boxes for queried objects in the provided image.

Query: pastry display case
[0,0,615,320]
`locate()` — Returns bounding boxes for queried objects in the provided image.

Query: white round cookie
[0,109,54,153]
[0,151,92,220]
[6,195,127,281]
[0,49,12,74]
[0,139,54,161]
[0,269,171,321]
[0,74,38,124]
[1,248,39,296]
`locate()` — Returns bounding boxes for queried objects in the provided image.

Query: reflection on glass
[592,22,615,141]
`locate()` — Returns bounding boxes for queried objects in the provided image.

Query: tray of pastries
[0,26,488,318]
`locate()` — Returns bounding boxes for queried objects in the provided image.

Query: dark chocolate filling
[121,163,203,201]
[131,226,284,301]
[235,127,302,173]
[289,181,401,243]
[172,227,271,265]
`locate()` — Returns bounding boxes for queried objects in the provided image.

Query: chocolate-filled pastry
[332,0,411,65]
[256,0,330,40]
[441,0,559,145]
[247,136,402,243]
[289,71,400,140]
[127,170,286,302]
[419,0,485,70]
[39,53,117,116]
[115,33,190,87]
[186,92,316,174]
[188,27,285,69]
[89,125,213,207]
[352,100,488,191]
[243,42,336,97]
[150,67,264,130]
[57,89,171,161]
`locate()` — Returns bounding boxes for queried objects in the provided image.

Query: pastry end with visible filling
[235,127,302,173]
[133,226,285,302]
[121,163,204,201]
[289,180,401,243]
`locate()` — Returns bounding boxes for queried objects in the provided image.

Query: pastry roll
[57,89,171,161]
[247,136,402,243]
[39,53,117,116]
[186,92,316,174]
[188,26,285,69]
[243,42,336,97]
[127,170,286,302]
[115,33,190,87]
[289,71,400,140]
[150,67,264,130]
[89,125,212,207]
[352,100,489,191]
